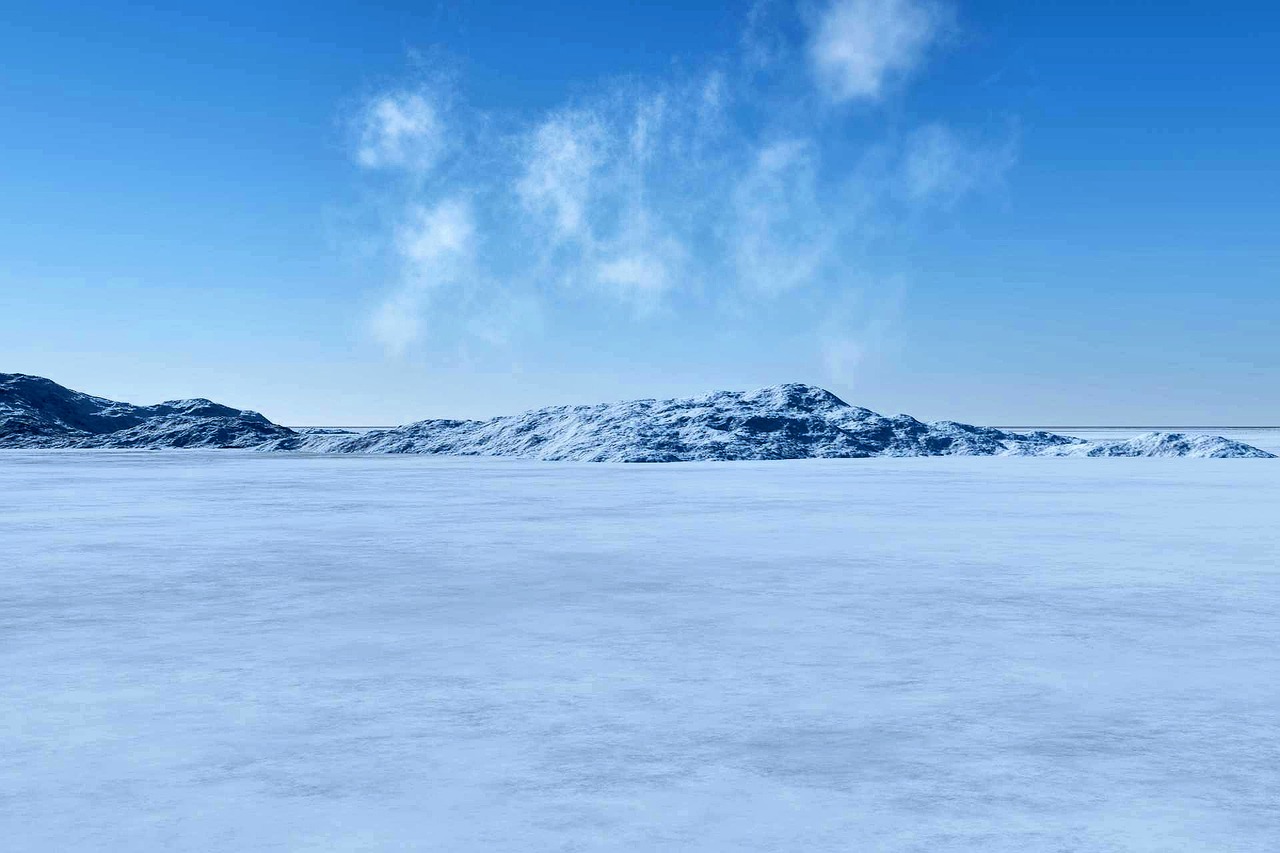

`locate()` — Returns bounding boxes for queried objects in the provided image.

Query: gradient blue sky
[2,1,1277,425]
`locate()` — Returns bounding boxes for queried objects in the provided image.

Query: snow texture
[268,383,1273,460]
[0,373,294,448]
[3,373,1273,458]
[3,452,1278,850]
[1037,426,1280,457]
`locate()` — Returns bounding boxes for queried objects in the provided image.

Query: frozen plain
[3,449,1279,851]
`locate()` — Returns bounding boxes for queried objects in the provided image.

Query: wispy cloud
[369,197,474,354]
[731,139,834,295]
[899,122,1016,207]
[355,90,446,174]
[741,0,793,72]
[344,0,1011,383]
[808,0,948,102]
[516,111,606,243]
[819,279,906,383]
[396,198,474,270]
[511,86,707,310]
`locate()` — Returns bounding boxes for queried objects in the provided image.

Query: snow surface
[3,451,1278,851]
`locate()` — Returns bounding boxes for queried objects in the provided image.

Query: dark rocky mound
[0,373,295,449]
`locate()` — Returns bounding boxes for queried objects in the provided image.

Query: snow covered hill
[0,373,296,449]
[3,374,1271,458]
[267,383,1274,460]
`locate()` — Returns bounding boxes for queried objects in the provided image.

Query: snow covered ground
[3,451,1278,851]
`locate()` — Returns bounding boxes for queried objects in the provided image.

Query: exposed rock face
[266,383,1275,461]
[0,373,295,449]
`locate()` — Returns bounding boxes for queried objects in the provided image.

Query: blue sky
[2,0,1277,425]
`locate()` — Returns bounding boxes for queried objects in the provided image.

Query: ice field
[3,450,1279,851]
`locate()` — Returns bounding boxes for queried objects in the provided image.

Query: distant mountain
[266,383,1275,460]
[3,374,1271,458]
[0,373,296,449]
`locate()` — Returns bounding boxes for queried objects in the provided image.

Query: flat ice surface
[3,452,1278,851]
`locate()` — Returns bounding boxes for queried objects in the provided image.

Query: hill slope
[4,374,1271,458]
[268,383,1274,460]
[0,373,296,449]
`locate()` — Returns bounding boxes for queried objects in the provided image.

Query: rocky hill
[0,373,296,449]
[267,383,1274,460]
[4,374,1271,458]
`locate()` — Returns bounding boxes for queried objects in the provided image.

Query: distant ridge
[1000,425,1280,431]
[2,374,1272,459]
[266,382,1275,460]
[0,373,295,449]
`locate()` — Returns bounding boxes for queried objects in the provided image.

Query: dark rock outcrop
[0,373,295,449]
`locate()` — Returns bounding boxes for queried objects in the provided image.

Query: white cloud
[464,293,544,349]
[370,197,474,354]
[356,91,445,174]
[741,0,791,71]
[818,280,905,384]
[595,254,670,306]
[347,1,1011,368]
[369,288,425,355]
[900,123,1016,207]
[731,139,835,294]
[699,71,728,123]
[628,94,666,164]
[396,198,474,272]
[513,95,698,310]
[821,334,869,380]
[592,219,686,311]
[516,111,607,242]
[809,0,946,102]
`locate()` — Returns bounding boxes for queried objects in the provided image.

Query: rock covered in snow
[1038,431,1272,458]
[266,383,1275,461]
[3,373,1271,458]
[0,373,295,449]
